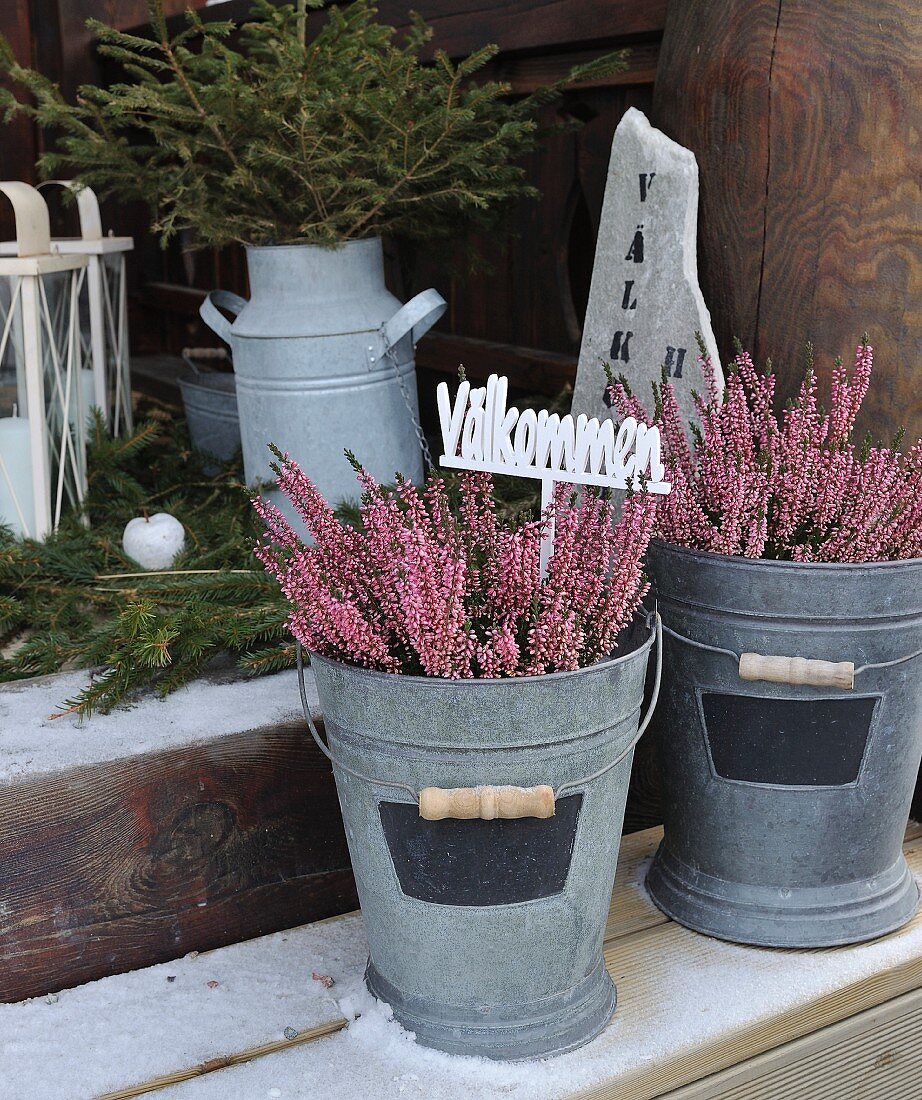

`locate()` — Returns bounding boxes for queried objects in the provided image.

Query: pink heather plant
[254,452,656,678]
[608,338,922,563]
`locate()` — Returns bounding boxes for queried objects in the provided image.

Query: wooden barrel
[652,0,922,442]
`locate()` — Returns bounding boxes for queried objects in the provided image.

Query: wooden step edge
[587,926,922,1100]
[646,984,922,1100]
[595,952,922,1100]
[96,1017,347,1100]
[100,821,922,1100]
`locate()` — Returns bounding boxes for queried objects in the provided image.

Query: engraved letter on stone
[610,330,633,363]
[664,345,687,379]
[625,226,644,264]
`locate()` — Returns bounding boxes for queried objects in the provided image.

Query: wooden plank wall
[0,0,668,386]
[652,0,922,444]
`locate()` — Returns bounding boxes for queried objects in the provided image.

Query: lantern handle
[37,181,103,240]
[0,182,51,257]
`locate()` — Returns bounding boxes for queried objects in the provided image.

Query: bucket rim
[309,616,655,690]
[177,370,237,394]
[649,538,922,573]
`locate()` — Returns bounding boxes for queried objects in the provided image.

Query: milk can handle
[380,288,446,354]
[294,613,662,819]
[199,290,247,346]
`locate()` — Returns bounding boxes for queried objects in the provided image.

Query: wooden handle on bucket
[418,785,556,821]
[739,652,855,690]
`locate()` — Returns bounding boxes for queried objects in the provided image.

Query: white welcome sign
[437,374,671,572]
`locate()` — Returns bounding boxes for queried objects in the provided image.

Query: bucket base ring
[364,955,616,1061]
[646,842,921,948]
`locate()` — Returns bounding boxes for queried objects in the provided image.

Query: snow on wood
[0,666,320,785]
[5,829,921,1100]
[0,915,362,1100]
[150,869,922,1099]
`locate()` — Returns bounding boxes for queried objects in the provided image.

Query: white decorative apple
[122,512,186,570]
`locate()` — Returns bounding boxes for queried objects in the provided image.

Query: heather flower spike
[607,339,922,563]
[255,457,655,678]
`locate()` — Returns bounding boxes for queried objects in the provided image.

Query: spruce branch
[0,0,627,248]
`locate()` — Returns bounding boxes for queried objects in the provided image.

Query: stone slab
[572,107,724,429]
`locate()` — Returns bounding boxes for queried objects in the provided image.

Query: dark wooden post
[652,0,922,442]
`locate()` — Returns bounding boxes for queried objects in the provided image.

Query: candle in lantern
[0,411,35,538]
[68,368,98,431]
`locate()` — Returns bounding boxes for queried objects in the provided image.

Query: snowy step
[0,912,361,1100]
[0,666,356,1003]
[3,823,922,1100]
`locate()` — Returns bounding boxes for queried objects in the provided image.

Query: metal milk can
[200,237,445,512]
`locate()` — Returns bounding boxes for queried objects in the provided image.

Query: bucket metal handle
[365,288,446,370]
[364,287,447,473]
[662,623,922,690]
[294,612,662,819]
[199,290,247,346]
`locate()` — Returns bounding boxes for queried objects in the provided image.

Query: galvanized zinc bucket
[177,358,241,466]
[199,239,445,516]
[299,615,660,1059]
[645,541,922,948]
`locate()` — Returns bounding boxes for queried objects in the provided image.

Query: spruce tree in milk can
[0,0,626,515]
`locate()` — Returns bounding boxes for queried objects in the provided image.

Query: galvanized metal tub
[309,618,657,1060]
[199,239,444,516]
[645,540,922,947]
[177,367,240,465]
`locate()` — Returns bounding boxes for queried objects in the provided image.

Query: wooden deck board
[7,822,922,1100]
[605,825,667,942]
[96,1018,347,1100]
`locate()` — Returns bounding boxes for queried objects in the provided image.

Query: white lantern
[0,182,88,539]
[1,181,134,435]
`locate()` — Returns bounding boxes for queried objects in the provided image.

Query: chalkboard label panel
[379,794,583,906]
[701,693,877,787]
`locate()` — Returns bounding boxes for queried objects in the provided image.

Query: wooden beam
[138,281,207,312]
[165,0,669,57]
[371,0,670,57]
[133,286,579,397]
[652,0,922,443]
[0,718,356,1003]
[493,43,661,93]
[417,332,576,395]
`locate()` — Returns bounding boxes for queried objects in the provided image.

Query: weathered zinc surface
[646,544,922,947]
[311,619,655,1060]
[199,239,444,516]
[572,107,723,429]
